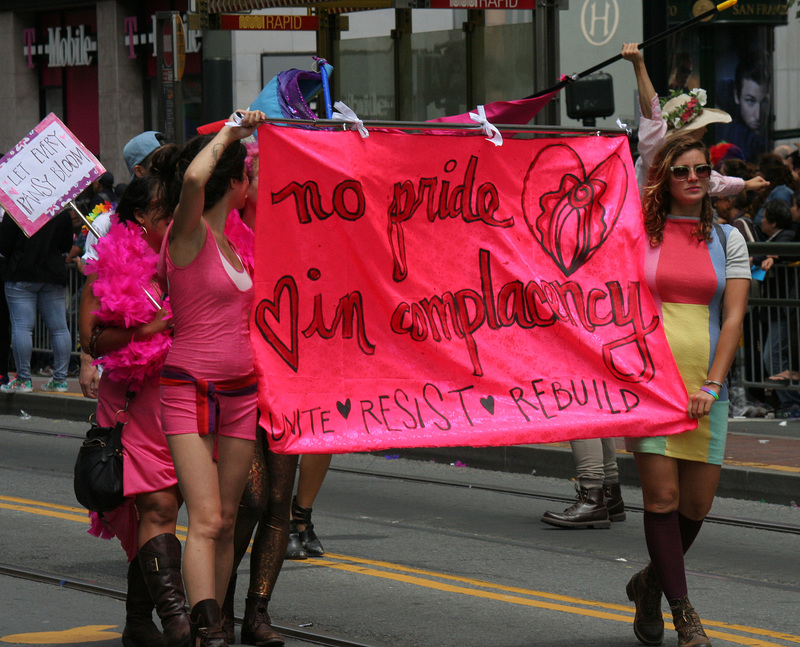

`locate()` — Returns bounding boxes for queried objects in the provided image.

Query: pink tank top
[159,220,254,381]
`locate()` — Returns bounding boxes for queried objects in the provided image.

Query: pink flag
[252,126,695,454]
[428,89,560,125]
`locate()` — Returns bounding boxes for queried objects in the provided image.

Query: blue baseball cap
[123,131,166,175]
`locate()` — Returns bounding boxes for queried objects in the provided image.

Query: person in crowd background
[0,208,73,393]
[752,153,798,232]
[152,109,266,646]
[90,171,119,210]
[625,136,749,647]
[80,176,190,647]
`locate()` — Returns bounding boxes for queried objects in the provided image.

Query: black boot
[241,594,284,646]
[540,484,610,529]
[292,497,324,557]
[221,572,236,644]
[138,534,191,647]
[626,564,664,645]
[603,482,627,522]
[669,597,712,647]
[122,560,165,647]
[189,599,228,647]
[285,515,307,560]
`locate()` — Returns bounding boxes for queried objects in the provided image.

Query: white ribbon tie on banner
[332,102,369,138]
[616,118,632,136]
[469,105,503,146]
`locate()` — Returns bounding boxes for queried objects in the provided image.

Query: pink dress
[159,220,257,439]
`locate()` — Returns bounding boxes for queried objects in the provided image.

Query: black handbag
[74,393,133,513]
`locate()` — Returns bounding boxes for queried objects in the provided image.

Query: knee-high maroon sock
[678,512,704,555]
[643,510,687,600]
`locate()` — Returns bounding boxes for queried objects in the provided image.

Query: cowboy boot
[221,572,237,644]
[121,560,165,647]
[189,599,228,647]
[241,594,284,646]
[669,597,712,647]
[138,533,191,647]
[603,482,627,522]
[292,497,324,557]
[540,484,611,529]
[626,563,664,645]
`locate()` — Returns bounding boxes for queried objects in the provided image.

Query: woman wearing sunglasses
[624,136,750,647]
[621,42,769,197]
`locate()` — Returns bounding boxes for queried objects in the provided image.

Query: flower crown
[660,88,708,130]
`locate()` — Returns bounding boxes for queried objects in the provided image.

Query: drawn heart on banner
[521,144,628,277]
[337,399,352,419]
[480,396,495,415]
[254,275,299,372]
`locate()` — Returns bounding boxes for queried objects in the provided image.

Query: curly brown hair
[642,136,714,246]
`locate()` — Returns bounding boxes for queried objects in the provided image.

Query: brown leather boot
[189,599,228,647]
[669,597,712,647]
[603,482,627,522]
[240,594,284,646]
[540,484,610,529]
[626,564,664,645]
[138,534,191,647]
[221,572,236,644]
[121,560,165,647]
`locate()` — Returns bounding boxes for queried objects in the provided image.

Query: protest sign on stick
[0,113,104,237]
[252,126,696,454]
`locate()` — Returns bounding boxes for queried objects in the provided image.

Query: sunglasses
[670,164,712,180]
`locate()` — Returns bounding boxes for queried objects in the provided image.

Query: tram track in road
[331,465,800,536]
[2,422,799,536]
[0,564,381,647]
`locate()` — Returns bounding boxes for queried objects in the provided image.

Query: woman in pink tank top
[150,109,267,647]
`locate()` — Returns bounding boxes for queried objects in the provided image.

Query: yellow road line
[3,497,798,645]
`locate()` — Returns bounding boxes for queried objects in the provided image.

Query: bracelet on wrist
[699,386,719,400]
[704,379,724,389]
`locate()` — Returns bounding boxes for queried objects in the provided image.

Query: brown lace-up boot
[241,594,284,646]
[626,563,664,645]
[669,596,712,647]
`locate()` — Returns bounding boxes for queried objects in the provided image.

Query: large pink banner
[252,126,695,453]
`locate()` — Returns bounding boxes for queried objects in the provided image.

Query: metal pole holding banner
[68,199,100,240]
[526,0,740,99]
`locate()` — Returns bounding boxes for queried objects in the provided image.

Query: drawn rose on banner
[522,144,628,277]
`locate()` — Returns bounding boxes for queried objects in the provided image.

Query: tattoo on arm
[211,142,224,166]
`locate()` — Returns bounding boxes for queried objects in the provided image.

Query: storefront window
[339,37,395,120]
[411,29,467,121]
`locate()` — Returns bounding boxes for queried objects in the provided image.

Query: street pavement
[3,375,799,505]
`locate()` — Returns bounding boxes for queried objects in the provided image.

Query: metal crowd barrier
[741,242,800,394]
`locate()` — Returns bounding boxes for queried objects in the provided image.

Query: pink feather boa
[84,222,172,388]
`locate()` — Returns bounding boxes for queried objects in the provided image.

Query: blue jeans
[4,281,71,380]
